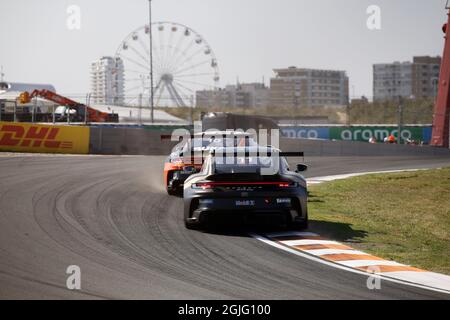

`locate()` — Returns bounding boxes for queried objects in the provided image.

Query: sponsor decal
[282,126,431,143]
[0,122,89,154]
[281,127,329,139]
[236,200,255,206]
[329,126,424,142]
[276,198,291,204]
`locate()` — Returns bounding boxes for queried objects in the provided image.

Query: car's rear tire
[289,213,308,230]
[185,220,201,230]
[184,204,203,229]
[167,177,182,195]
[166,171,176,195]
[167,186,179,196]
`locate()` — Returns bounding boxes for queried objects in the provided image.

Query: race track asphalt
[0,154,449,299]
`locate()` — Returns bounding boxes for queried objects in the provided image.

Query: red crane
[19,89,118,123]
[431,6,450,148]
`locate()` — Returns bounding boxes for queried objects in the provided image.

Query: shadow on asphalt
[196,222,296,237]
[193,219,368,244]
[174,192,367,241]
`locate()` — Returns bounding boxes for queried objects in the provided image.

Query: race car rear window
[188,137,257,152]
[214,156,276,174]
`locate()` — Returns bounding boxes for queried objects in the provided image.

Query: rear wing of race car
[278,152,304,157]
[161,131,257,141]
[209,149,307,173]
[210,149,304,158]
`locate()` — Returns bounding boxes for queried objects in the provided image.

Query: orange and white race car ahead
[163,131,257,195]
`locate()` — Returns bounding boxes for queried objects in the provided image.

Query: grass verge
[308,167,450,275]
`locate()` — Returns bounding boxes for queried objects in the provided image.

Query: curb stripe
[270,234,411,273]
[336,260,404,268]
[356,265,425,273]
[250,232,450,295]
[302,249,369,256]
[251,169,450,294]
[293,243,354,250]
[260,231,450,293]
[321,253,385,261]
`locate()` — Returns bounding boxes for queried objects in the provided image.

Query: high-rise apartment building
[90,56,124,105]
[373,56,441,101]
[239,83,270,108]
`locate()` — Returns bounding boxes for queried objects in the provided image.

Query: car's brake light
[278,182,290,187]
[192,182,213,189]
[191,181,295,189]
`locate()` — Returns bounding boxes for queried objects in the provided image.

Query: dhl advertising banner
[0,122,90,154]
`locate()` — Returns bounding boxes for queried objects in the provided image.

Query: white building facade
[90,57,124,105]
[373,56,441,101]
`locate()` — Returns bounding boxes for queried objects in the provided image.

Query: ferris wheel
[115,21,220,107]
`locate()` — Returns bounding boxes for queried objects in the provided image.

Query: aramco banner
[0,121,90,154]
[282,126,432,143]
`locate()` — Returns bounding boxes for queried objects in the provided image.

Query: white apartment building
[373,56,441,101]
[90,56,124,105]
[240,83,270,108]
[373,62,412,100]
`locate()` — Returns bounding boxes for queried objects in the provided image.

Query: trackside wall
[1,123,449,157]
[88,127,450,157]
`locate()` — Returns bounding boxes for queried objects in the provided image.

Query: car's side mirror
[296,164,308,172]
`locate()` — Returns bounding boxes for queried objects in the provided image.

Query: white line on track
[280,239,340,246]
[264,231,319,238]
[306,169,429,185]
